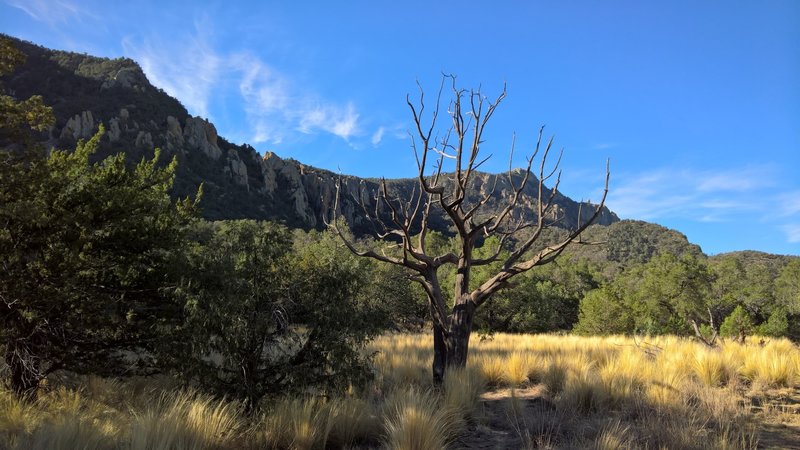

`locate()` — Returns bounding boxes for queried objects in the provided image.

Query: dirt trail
[452,387,553,449]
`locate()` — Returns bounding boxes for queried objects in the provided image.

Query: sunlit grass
[130,391,242,450]
[382,387,460,450]
[257,397,334,450]
[0,333,795,449]
[442,366,484,423]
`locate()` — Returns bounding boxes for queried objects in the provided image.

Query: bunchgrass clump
[257,397,332,450]
[382,387,460,450]
[129,390,241,450]
[443,366,485,422]
[505,351,531,387]
[477,354,507,387]
[541,359,568,395]
[327,396,381,448]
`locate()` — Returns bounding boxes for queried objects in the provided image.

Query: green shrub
[719,306,754,341]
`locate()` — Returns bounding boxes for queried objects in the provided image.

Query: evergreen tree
[0,128,197,396]
[173,223,384,407]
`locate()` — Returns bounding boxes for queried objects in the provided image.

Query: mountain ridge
[2,34,618,235]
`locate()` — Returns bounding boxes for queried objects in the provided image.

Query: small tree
[574,252,715,341]
[720,305,754,343]
[329,76,609,383]
[2,38,200,397]
[0,129,197,397]
[175,222,385,407]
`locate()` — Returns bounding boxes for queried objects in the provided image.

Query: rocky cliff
[1,35,618,233]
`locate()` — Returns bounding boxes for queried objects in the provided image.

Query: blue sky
[2,0,799,256]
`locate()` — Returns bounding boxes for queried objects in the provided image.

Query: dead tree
[328,76,610,384]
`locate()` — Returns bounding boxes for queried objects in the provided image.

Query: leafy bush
[0,127,196,396]
[719,306,754,341]
[172,223,386,407]
[757,308,788,338]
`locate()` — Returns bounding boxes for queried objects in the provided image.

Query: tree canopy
[0,128,197,396]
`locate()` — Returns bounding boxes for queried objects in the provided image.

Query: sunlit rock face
[2,34,619,232]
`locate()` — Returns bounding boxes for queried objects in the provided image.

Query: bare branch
[472,159,610,306]
[327,76,612,382]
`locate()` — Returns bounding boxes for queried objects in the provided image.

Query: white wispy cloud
[783,224,800,243]
[122,21,221,119]
[697,173,762,192]
[608,165,777,221]
[778,191,800,217]
[234,55,292,144]
[298,102,360,140]
[593,142,617,150]
[121,24,362,145]
[228,53,362,144]
[5,0,93,24]
[371,126,386,146]
[606,164,800,245]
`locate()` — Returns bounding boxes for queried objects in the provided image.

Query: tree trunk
[5,342,40,399]
[448,299,475,368]
[444,249,475,375]
[431,298,476,385]
[431,318,448,385]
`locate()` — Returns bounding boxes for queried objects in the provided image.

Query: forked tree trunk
[448,300,475,368]
[431,298,476,385]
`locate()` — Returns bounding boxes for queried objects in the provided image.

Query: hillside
[0,34,618,235]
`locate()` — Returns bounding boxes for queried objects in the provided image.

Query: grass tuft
[382,387,459,450]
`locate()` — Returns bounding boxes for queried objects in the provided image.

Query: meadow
[1,333,799,449]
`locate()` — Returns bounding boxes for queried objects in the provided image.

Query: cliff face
[1,35,618,233]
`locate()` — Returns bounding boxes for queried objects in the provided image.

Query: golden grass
[475,354,506,387]
[257,397,333,450]
[593,419,632,450]
[504,351,532,386]
[326,396,381,448]
[382,387,460,450]
[442,366,484,422]
[0,333,795,449]
[130,391,242,450]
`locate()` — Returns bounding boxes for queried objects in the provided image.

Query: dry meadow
[1,333,799,449]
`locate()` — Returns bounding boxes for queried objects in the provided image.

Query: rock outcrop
[101,66,148,92]
[134,131,153,150]
[2,33,620,232]
[59,111,95,140]
[183,117,221,160]
[107,117,121,142]
[224,149,249,189]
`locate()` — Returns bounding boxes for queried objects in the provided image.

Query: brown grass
[0,333,796,449]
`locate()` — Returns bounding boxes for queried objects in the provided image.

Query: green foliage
[173,223,385,407]
[605,220,703,266]
[0,37,54,146]
[630,253,712,334]
[756,308,789,338]
[710,255,775,317]
[1,38,198,397]
[363,262,428,331]
[0,128,196,395]
[574,252,712,336]
[775,260,800,314]
[573,286,634,335]
[0,37,25,75]
[719,306,754,341]
[476,259,600,333]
